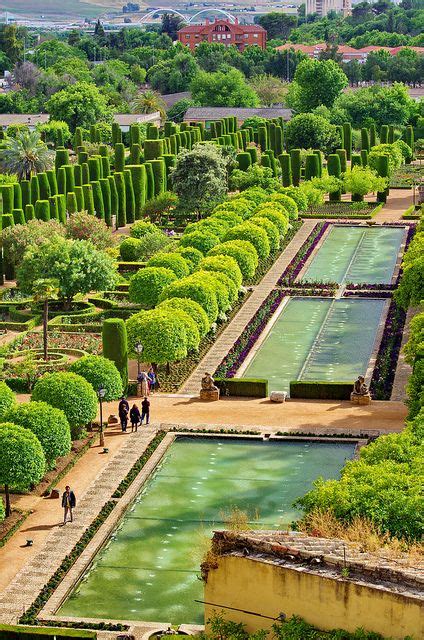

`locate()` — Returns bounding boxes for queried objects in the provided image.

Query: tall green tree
[287,58,348,112]
[190,68,259,108]
[45,81,113,130]
[31,278,59,361]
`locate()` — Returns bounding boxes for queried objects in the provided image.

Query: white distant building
[306,0,351,17]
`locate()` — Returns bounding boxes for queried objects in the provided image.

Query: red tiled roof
[275,43,424,57]
[178,19,265,34]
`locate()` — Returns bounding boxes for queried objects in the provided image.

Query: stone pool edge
[37,431,367,632]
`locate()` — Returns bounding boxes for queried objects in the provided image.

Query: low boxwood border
[19,431,167,630]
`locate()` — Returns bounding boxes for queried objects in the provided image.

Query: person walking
[147,367,156,393]
[141,396,150,425]
[118,396,129,432]
[130,403,141,432]
[62,485,76,524]
[137,371,149,396]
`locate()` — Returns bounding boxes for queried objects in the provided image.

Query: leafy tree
[17,237,117,309]
[334,83,413,128]
[208,240,258,281]
[1,219,64,269]
[161,13,185,40]
[32,372,98,439]
[172,144,228,215]
[0,25,23,64]
[158,296,210,337]
[8,402,71,469]
[342,166,387,201]
[32,40,85,68]
[65,212,114,249]
[287,58,347,112]
[0,423,45,517]
[167,98,200,123]
[224,222,270,261]
[132,89,166,119]
[258,12,298,39]
[32,278,59,361]
[126,308,188,371]
[0,382,15,420]
[148,53,198,94]
[229,165,278,192]
[190,68,259,108]
[250,75,288,107]
[285,113,341,154]
[0,130,54,180]
[46,82,113,130]
[70,355,123,401]
[147,252,190,278]
[129,266,177,308]
[159,275,219,323]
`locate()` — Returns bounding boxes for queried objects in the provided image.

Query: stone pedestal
[200,389,220,401]
[270,391,287,403]
[50,489,60,499]
[350,393,371,406]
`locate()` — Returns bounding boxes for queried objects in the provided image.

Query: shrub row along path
[179,220,317,394]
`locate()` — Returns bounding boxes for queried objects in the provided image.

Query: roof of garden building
[184,107,292,121]
[0,114,49,127]
[208,530,424,596]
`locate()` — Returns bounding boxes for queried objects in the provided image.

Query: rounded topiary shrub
[32,372,98,440]
[120,237,144,262]
[0,422,46,493]
[69,355,123,401]
[158,296,210,337]
[160,275,219,323]
[252,206,289,235]
[8,402,71,469]
[224,222,270,261]
[209,240,258,281]
[147,252,190,279]
[129,266,177,308]
[175,246,203,271]
[213,271,239,305]
[267,193,298,220]
[211,209,243,227]
[250,216,280,254]
[130,220,159,239]
[185,218,229,240]
[194,270,230,314]
[126,309,188,366]
[170,308,200,352]
[179,230,220,255]
[0,382,15,420]
[199,255,242,288]
[278,188,306,214]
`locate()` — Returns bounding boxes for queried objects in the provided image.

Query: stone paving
[180,220,317,394]
[0,427,160,625]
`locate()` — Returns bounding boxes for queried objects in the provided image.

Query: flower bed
[300,202,380,219]
[390,165,423,188]
[278,222,328,285]
[13,331,101,355]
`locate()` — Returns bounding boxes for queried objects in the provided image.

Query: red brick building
[178,18,267,52]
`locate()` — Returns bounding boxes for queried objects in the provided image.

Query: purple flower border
[369,299,406,400]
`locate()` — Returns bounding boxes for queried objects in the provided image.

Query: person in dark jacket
[141,396,150,425]
[62,485,76,524]
[118,396,129,432]
[130,403,141,432]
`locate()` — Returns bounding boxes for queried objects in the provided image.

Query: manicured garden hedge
[0,625,96,640]
[215,377,269,398]
[290,381,353,400]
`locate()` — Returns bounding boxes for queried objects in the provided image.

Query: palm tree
[132,89,166,120]
[0,130,54,180]
[32,278,59,361]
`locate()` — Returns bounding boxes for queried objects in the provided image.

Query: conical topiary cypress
[35,200,50,221]
[114,172,126,227]
[279,153,292,187]
[82,184,95,216]
[123,169,135,224]
[100,178,112,226]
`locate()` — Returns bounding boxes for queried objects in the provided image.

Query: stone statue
[200,372,220,401]
[351,376,371,405]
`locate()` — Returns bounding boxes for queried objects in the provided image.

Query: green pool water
[301,225,404,284]
[59,437,355,624]
[242,297,386,393]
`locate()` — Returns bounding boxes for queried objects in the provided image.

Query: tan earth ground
[0,186,419,620]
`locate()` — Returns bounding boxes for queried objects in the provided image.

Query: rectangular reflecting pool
[301,225,404,284]
[242,297,386,393]
[59,437,355,624]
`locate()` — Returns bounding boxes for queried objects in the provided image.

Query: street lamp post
[98,386,106,448]
[135,342,144,377]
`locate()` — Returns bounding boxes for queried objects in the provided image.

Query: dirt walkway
[374,189,414,222]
